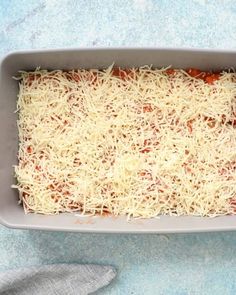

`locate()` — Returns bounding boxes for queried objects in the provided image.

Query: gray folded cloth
[0,264,116,295]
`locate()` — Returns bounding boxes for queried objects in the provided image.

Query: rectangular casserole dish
[0,47,236,233]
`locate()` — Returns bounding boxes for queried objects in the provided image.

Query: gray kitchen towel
[0,264,116,295]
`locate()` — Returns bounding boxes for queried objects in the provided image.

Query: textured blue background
[1,1,236,294]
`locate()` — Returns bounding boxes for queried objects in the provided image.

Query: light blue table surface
[1,1,236,294]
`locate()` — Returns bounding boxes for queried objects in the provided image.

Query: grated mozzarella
[13,67,236,218]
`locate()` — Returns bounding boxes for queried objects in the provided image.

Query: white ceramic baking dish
[0,48,236,233]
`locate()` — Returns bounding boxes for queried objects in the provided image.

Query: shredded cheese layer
[13,66,236,218]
